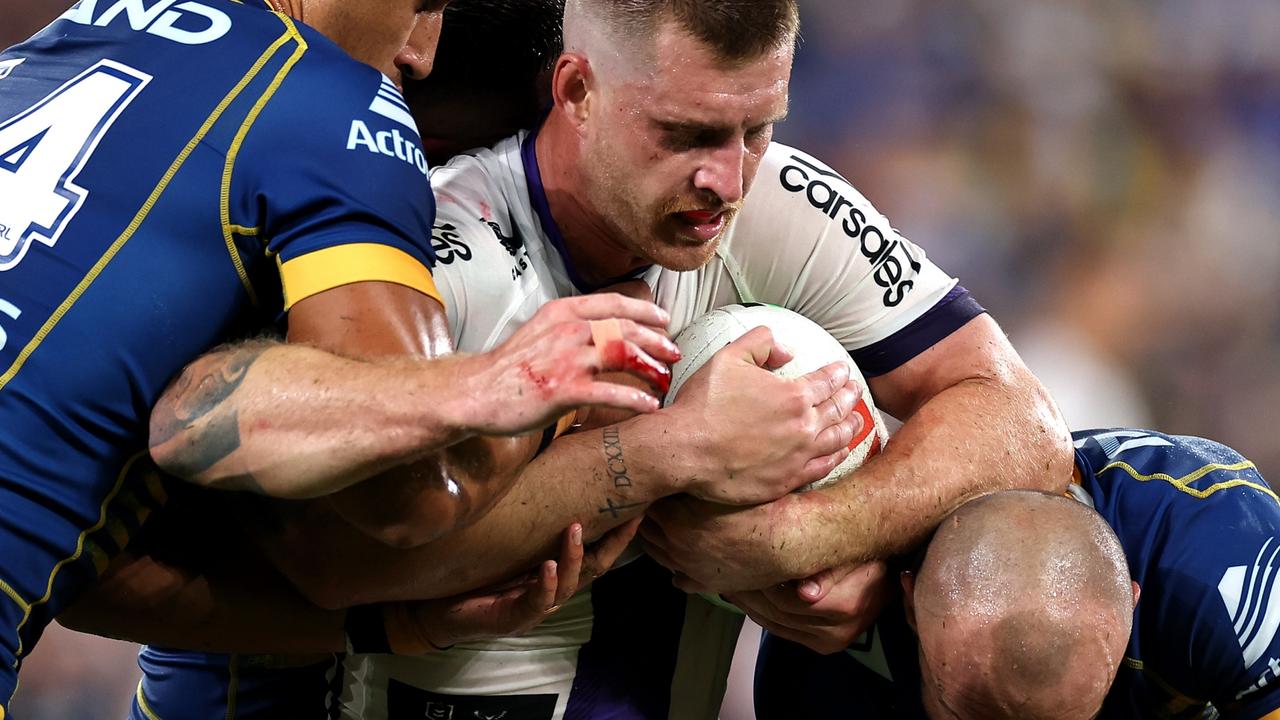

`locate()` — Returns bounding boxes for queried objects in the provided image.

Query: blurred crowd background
[4,0,1279,717]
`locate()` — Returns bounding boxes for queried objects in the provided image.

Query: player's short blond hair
[566,0,799,63]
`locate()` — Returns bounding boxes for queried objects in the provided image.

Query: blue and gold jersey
[131,649,341,720]
[1080,429,1280,720]
[755,429,1280,720]
[0,0,439,708]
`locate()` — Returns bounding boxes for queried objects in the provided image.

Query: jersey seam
[9,452,145,664]
[1101,460,1276,504]
[220,14,309,307]
[135,677,164,720]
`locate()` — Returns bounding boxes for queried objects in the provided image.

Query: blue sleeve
[234,52,440,310]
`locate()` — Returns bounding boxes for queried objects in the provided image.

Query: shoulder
[720,142,963,356]
[1078,429,1277,550]
[430,138,526,261]
[730,140,930,300]
[242,59,434,237]
[427,138,537,328]
[740,142,884,229]
[1078,430,1270,512]
[1079,430,1280,708]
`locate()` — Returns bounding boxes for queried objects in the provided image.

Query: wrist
[419,353,485,439]
[623,409,698,498]
[380,602,453,656]
[781,488,866,578]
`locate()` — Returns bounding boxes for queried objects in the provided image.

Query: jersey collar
[520,124,651,294]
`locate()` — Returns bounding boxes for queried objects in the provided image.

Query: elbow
[1016,369,1075,495]
[331,478,465,550]
[366,481,465,549]
[362,517,456,550]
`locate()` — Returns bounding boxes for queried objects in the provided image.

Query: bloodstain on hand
[519,362,558,400]
[602,341,672,395]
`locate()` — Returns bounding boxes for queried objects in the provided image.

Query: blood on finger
[602,340,672,395]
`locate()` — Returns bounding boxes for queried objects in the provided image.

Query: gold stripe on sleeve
[279,243,443,310]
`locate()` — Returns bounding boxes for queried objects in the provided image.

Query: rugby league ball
[664,304,887,491]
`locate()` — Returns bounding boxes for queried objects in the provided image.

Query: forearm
[324,433,537,548]
[57,552,345,654]
[266,412,684,607]
[784,365,1071,577]
[149,341,481,499]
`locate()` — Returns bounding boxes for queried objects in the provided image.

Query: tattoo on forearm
[208,472,269,496]
[150,344,265,477]
[599,497,646,519]
[602,428,632,489]
[599,428,639,517]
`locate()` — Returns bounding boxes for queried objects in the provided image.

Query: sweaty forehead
[619,22,793,123]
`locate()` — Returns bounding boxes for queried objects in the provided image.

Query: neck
[535,112,651,288]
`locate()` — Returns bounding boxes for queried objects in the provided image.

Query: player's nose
[396,12,443,83]
[693,143,746,206]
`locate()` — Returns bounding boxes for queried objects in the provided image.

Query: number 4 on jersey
[0,59,150,271]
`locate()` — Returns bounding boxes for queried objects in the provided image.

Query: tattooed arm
[148,286,676,508]
[148,338,488,499]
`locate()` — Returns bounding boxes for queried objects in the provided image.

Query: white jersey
[336,130,982,720]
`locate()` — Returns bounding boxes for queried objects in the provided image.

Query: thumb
[795,563,857,604]
[731,326,793,370]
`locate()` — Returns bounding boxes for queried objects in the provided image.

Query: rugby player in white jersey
[100,0,1070,717]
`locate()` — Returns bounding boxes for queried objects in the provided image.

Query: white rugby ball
[665,303,887,491]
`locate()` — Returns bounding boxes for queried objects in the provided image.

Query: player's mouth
[672,210,728,242]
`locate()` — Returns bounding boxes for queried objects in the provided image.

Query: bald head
[911,491,1134,720]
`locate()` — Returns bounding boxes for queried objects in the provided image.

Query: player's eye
[660,125,732,152]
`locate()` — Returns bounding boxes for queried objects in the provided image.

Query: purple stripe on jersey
[850,286,986,377]
[564,556,688,720]
[520,128,651,293]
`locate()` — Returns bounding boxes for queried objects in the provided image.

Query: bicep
[867,314,1020,420]
[286,280,452,360]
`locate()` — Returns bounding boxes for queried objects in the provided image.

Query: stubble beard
[582,143,727,273]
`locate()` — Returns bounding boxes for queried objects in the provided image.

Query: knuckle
[785,391,808,416]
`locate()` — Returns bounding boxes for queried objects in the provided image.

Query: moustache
[659,199,743,217]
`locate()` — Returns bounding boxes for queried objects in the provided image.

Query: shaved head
[911,491,1134,719]
[563,0,799,78]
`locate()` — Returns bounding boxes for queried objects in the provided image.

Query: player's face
[318,0,448,87]
[581,24,793,272]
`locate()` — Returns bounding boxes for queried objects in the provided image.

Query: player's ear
[1131,580,1141,609]
[901,570,918,633]
[552,53,592,132]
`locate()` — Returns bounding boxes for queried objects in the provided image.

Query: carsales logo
[779,155,921,307]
